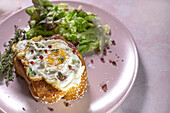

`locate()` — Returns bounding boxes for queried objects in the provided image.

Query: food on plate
[47,107,54,111]
[12,34,88,103]
[101,84,108,92]
[0,0,111,87]
[25,0,112,55]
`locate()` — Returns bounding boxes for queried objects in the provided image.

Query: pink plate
[0,1,138,113]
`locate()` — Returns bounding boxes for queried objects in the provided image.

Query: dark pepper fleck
[47,107,54,111]
[102,84,108,92]
[112,61,117,66]
[22,107,26,111]
[63,101,71,107]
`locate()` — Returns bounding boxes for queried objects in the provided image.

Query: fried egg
[12,36,85,91]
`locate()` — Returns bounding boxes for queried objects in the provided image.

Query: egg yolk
[46,48,67,66]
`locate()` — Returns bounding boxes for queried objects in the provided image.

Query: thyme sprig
[0,25,26,86]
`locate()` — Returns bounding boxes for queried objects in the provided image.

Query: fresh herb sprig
[51,49,59,53]
[0,25,26,86]
[58,56,65,63]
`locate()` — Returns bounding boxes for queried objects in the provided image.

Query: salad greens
[25,0,111,54]
[0,0,111,85]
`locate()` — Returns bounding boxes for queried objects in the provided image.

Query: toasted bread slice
[13,34,88,103]
[63,53,88,101]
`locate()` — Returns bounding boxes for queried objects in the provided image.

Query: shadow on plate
[15,75,33,99]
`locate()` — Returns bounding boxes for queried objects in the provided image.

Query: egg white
[13,37,85,91]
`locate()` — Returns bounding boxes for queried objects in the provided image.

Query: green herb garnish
[27,42,33,45]
[58,72,63,78]
[33,56,37,60]
[27,67,32,72]
[51,49,59,53]
[58,72,66,81]
[27,68,36,76]
[35,43,39,47]
[30,71,36,75]
[0,26,26,86]
[58,56,65,63]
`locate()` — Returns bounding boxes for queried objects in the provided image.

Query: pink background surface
[0,0,170,113]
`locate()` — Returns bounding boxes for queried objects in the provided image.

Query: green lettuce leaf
[25,0,111,55]
[26,7,37,16]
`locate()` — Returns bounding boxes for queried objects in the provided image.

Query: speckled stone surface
[0,0,170,113]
